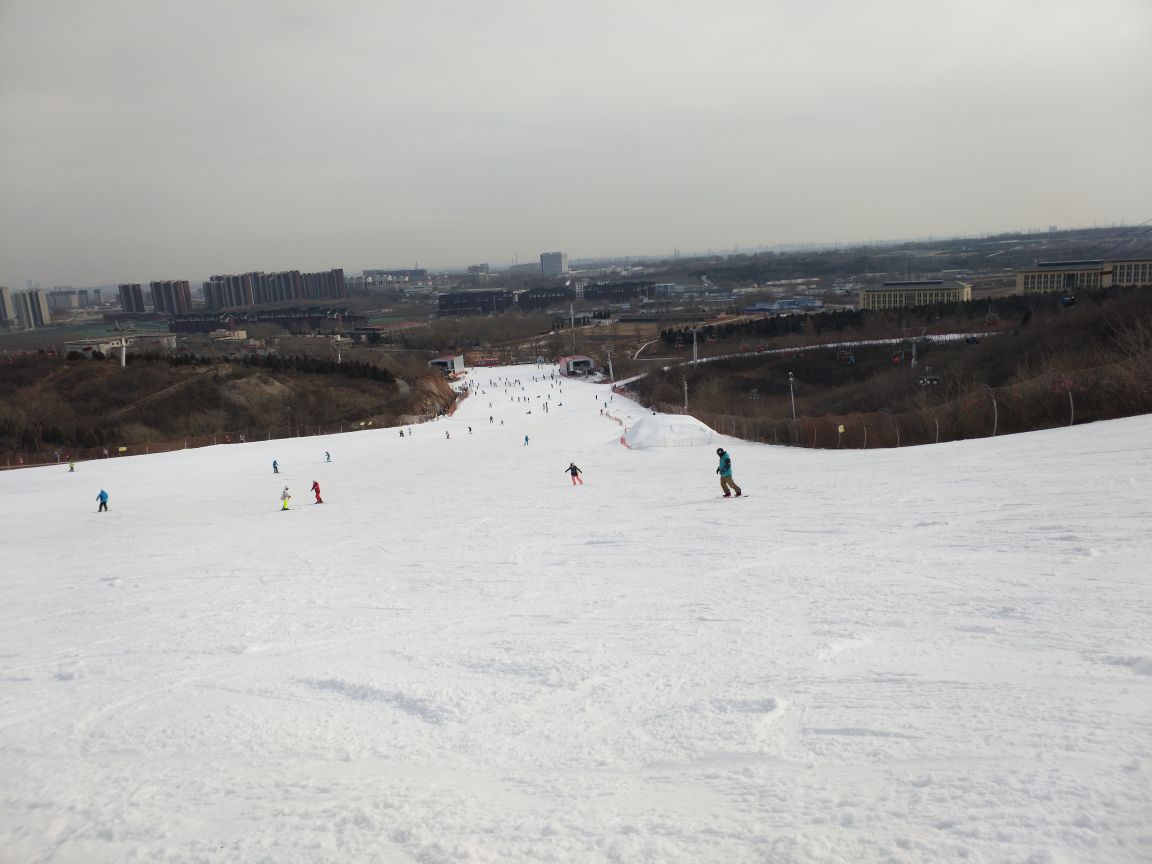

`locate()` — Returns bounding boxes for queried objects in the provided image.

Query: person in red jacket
[311,480,323,504]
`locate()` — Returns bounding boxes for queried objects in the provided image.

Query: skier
[68,459,76,472]
[524,434,529,446]
[565,462,583,485]
[96,489,109,512]
[325,451,331,462]
[273,459,279,474]
[311,480,323,504]
[280,486,291,511]
[716,448,743,497]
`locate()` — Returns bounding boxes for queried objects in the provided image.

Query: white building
[429,354,465,375]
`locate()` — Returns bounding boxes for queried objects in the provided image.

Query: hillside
[632,285,1152,447]
[0,353,456,463]
[1,365,1149,863]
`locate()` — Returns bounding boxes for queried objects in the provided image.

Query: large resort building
[1016,259,1152,294]
[858,279,972,311]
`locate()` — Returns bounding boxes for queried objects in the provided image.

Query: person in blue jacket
[273,459,279,474]
[716,448,742,497]
[97,489,109,512]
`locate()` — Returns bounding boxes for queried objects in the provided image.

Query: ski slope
[1,364,1150,863]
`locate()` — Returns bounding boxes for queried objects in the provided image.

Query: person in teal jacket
[97,489,109,512]
[716,448,742,497]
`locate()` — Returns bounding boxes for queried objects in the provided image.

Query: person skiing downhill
[716,448,742,497]
[311,480,323,504]
[96,489,109,512]
[273,459,279,474]
[280,486,291,510]
[565,462,583,485]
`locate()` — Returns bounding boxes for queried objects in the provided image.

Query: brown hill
[0,353,455,464]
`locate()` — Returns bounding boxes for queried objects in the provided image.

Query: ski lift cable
[1076,216,1152,261]
[1092,229,1152,261]
[1106,236,1152,262]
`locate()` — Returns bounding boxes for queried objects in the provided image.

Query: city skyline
[1,0,1149,289]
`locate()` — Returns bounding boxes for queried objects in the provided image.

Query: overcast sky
[1,0,1149,288]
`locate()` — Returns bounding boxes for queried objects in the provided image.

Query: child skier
[716,448,743,497]
[280,486,291,510]
[565,462,583,485]
[311,480,323,504]
[96,489,109,512]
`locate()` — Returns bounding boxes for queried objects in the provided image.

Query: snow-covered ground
[1,364,1150,864]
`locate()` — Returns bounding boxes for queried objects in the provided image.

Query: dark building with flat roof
[517,285,575,311]
[437,290,514,316]
[170,307,365,334]
[582,281,655,302]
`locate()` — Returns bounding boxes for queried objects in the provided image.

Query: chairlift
[1060,293,1077,308]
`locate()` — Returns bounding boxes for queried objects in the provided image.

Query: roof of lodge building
[865,279,968,290]
[1020,260,1104,270]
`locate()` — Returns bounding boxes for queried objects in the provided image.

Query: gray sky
[1,0,1149,288]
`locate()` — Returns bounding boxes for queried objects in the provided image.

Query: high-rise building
[11,289,51,328]
[118,283,147,314]
[149,280,193,315]
[47,289,79,311]
[0,286,16,329]
[202,268,346,310]
[540,252,569,278]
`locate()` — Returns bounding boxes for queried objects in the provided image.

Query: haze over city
[1,0,1150,288]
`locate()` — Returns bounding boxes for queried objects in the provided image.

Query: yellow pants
[720,476,742,496]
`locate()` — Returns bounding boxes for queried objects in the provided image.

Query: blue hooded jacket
[97,490,108,503]
[717,450,733,477]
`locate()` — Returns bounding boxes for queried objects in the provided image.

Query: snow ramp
[624,413,717,449]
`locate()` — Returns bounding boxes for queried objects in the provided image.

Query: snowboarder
[273,459,279,474]
[565,462,583,485]
[96,489,109,512]
[311,480,323,504]
[716,448,742,497]
[325,451,331,462]
[280,486,291,511]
